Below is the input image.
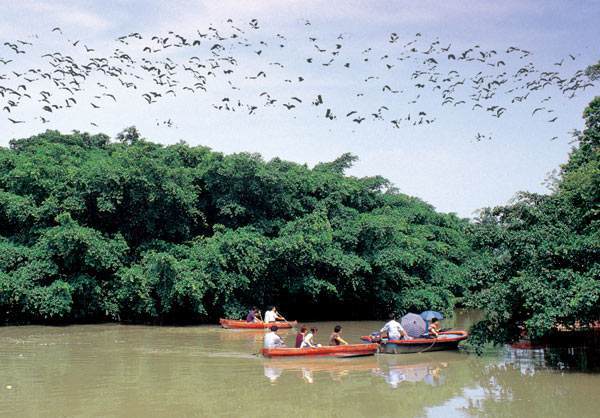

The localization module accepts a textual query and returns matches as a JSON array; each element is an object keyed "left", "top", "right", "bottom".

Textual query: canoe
[
  {"left": 261, "top": 343, "right": 379, "bottom": 358},
  {"left": 219, "top": 318, "right": 297, "bottom": 329},
  {"left": 360, "top": 330, "right": 468, "bottom": 354}
]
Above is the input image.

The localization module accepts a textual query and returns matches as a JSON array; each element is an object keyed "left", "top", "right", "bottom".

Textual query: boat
[
  {"left": 510, "top": 340, "right": 545, "bottom": 350},
  {"left": 360, "top": 330, "right": 468, "bottom": 354},
  {"left": 508, "top": 321, "right": 600, "bottom": 349},
  {"left": 219, "top": 318, "right": 297, "bottom": 329},
  {"left": 261, "top": 343, "right": 379, "bottom": 358}
]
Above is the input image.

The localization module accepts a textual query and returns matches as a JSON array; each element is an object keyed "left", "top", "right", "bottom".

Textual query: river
[{"left": 1, "top": 310, "right": 600, "bottom": 417}]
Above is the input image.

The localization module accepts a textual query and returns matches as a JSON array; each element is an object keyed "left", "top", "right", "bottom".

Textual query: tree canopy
[
  {"left": 466, "top": 96, "right": 600, "bottom": 346},
  {"left": 0, "top": 129, "right": 473, "bottom": 323},
  {"left": 2, "top": 98, "right": 598, "bottom": 344},
  {"left": 585, "top": 60, "right": 600, "bottom": 81}
]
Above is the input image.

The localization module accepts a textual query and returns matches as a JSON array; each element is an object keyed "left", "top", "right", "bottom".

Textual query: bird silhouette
[{"left": 0, "top": 22, "right": 590, "bottom": 139}]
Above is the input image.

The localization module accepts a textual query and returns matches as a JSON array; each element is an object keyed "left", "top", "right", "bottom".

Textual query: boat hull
[
  {"left": 361, "top": 331, "right": 468, "bottom": 354},
  {"left": 219, "top": 318, "right": 297, "bottom": 329},
  {"left": 379, "top": 340, "right": 461, "bottom": 354},
  {"left": 261, "top": 343, "right": 379, "bottom": 358}
]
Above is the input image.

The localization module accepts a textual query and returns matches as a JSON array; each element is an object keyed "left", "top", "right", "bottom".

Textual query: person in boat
[
  {"left": 301, "top": 327, "right": 321, "bottom": 348},
  {"left": 264, "top": 306, "right": 285, "bottom": 323},
  {"left": 428, "top": 317, "right": 440, "bottom": 338},
  {"left": 295, "top": 325, "right": 308, "bottom": 348},
  {"left": 329, "top": 325, "right": 349, "bottom": 346},
  {"left": 380, "top": 314, "right": 412, "bottom": 340},
  {"left": 264, "top": 325, "right": 285, "bottom": 348},
  {"left": 246, "top": 307, "right": 262, "bottom": 323}
]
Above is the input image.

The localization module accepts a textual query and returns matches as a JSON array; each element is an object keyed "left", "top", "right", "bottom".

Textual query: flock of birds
[{"left": 0, "top": 18, "right": 596, "bottom": 140}]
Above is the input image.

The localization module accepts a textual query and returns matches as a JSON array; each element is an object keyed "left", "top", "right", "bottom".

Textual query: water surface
[{"left": 1, "top": 311, "right": 599, "bottom": 417}]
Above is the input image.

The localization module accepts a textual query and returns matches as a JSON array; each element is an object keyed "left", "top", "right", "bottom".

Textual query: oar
[{"left": 277, "top": 312, "right": 296, "bottom": 329}]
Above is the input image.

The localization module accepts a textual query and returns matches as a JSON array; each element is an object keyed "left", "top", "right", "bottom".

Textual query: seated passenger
[
  {"left": 295, "top": 326, "right": 308, "bottom": 348},
  {"left": 380, "top": 314, "right": 411, "bottom": 340},
  {"left": 301, "top": 327, "right": 321, "bottom": 348},
  {"left": 264, "top": 325, "right": 285, "bottom": 349},
  {"left": 329, "top": 325, "right": 349, "bottom": 346},
  {"left": 428, "top": 318, "right": 440, "bottom": 338}
]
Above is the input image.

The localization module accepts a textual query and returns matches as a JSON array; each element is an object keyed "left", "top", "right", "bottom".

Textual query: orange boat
[
  {"left": 219, "top": 318, "right": 297, "bottom": 329},
  {"left": 261, "top": 343, "right": 379, "bottom": 358},
  {"left": 361, "top": 330, "right": 468, "bottom": 354}
]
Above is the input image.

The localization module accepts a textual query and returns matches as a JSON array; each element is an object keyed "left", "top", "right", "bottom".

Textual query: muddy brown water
[{"left": 1, "top": 310, "right": 600, "bottom": 417}]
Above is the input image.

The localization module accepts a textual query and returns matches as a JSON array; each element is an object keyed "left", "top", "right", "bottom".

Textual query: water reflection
[
  {"left": 263, "top": 365, "right": 283, "bottom": 383},
  {"left": 503, "top": 345, "right": 600, "bottom": 373},
  {"left": 261, "top": 354, "right": 462, "bottom": 388},
  {"left": 262, "top": 356, "right": 379, "bottom": 384},
  {"left": 377, "top": 363, "right": 447, "bottom": 388}
]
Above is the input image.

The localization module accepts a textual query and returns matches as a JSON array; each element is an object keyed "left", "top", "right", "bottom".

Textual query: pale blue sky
[{"left": 1, "top": 1, "right": 599, "bottom": 217}]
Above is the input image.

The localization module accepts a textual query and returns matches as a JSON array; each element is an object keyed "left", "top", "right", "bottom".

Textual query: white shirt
[
  {"left": 300, "top": 332, "right": 316, "bottom": 348},
  {"left": 264, "top": 310, "right": 277, "bottom": 323},
  {"left": 264, "top": 331, "right": 284, "bottom": 348},
  {"left": 381, "top": 320, "right": 405, "bottom": 340}
]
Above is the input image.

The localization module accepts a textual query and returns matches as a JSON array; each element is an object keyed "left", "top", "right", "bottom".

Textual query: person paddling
[
  {"left": 246, "top": 307, "right": 261, "bottom": 323},
  {"left": 264, "top": 325, "right": 285, "bottom": 348},
  {"left": 329, "top": 325, "right": 348, "bottom": 346},
  {"left": 380, "top": 313, "right": 411, "bottom": 340},
  {"left": 264, "top": 306, "right": 285, "bottom": 323}
]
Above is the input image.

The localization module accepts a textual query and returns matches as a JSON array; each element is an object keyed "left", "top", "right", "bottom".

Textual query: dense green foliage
[
  {"left": 4, "top": 100, "right": 597, "bottom": 339},
  {"left": 467, "top": 97, "right": 600, "bottom": 345},
  {"left": 585, "top": 60, "right": 600, "bottom": 81},
  {"left": 0, "top": 129, "right": 473, "bottom": 323}
]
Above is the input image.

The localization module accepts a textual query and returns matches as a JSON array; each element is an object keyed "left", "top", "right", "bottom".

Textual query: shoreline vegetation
[{"left": 0, "top": 97, "right": 598, "bottom": 349}]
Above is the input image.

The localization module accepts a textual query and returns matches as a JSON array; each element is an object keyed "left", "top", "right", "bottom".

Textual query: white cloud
[
  {"left": 13, "top": 0, "right": 112, "bottom": 32},
  {"left": 53, "top": 9, "right": 111, "bottom": 31}
]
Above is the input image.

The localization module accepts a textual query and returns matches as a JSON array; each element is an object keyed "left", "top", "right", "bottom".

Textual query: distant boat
[
  {"left": 261, "top": 343, "right": 379, "bottom": 358},
  {"left": 219, "top": 318, "right": 297, "bottom": 329},
  {"left": 510, "top": 321, "right": 600, "bottom": 349},
  {"left": 361, "top": 330, "right": 468, "bottom": 354}
]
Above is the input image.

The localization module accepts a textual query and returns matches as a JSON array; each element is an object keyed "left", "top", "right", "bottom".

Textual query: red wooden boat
[
  {"left": 361, "top": 330, "right": 468, "bottom": 354},
  {"left": 261, "top": 343, "right": 379, "bottom": 358},
  {"left": 510, "top": 340, "right": 546, "bottom": 350},
  {"left": 219, "top": 318, "right": 297, "bottom": 329}
]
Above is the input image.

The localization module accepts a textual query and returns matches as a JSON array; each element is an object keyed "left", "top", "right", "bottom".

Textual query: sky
[{"left": 1, "top": 0, "right": 599, "bottom": 217}]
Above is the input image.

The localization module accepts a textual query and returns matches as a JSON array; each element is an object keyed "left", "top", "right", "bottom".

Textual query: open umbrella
[
  {"left": 401, "top": 313, "right": 426, "bottom": 337},
  {"left": 420, "top": 311, "right": 444, "bottom": 322}
]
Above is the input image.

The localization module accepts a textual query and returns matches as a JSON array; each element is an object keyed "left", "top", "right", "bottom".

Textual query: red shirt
[{"left": 295, "top": 333, "right": 304, "bottom": 348}]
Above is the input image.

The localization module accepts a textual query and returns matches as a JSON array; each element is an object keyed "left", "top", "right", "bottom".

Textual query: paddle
[{"left": 277, "top": 312, "right": 295, "bottom": 329}]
